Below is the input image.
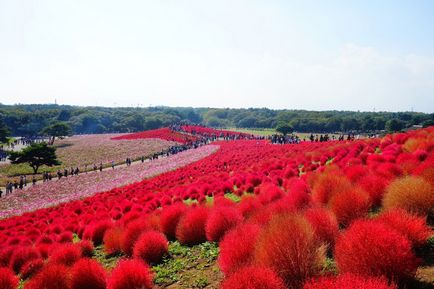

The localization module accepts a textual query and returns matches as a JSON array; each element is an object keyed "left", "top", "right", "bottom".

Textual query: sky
[{"left": 0, "top": 0, "right": 433, "bottom": 112}]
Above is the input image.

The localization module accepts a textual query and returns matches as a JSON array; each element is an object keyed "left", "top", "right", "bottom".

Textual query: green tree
[
  {"left": 0, "top": 117, "right": 10, "bottom": 143},
  {"left": 42, "top": 122, "right": 72, "bottom": 144},
  {"left": 276, "top": 123, "right": 294, "bottom": 136},
  {"left": 9, "top": 142, "right": 61, "bottom": 174},
  {"left": 385, "top": 119, "right": 405, "bottom": 132}
]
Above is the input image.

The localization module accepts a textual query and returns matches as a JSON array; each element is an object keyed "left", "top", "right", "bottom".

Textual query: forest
[{"left": 0, "top": 104, "right": 433, "bottom": 137}]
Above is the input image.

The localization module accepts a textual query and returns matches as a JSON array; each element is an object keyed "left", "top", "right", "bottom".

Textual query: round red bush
[
  {"left": 21, "top": 258, "right": 44, "bottom": 279},
  {"left": 206, "top": 206, "right": 243, "bottom": 242},
  {"left": 304, "top": 207, "right": 339, "bottom": 249},
  {"left": 133, "top": 231, "right": 168, "bottom": 264},
  {"left": 78, "top": 240, "right": 94, "bottom": 257},
  {"left": 71, "top": 258, "right": 107, "bottom": 289},
  {"left": 120, "top": 219, "right": 152, "bottom": 256},
  {"left": 303, "top": 273, "right": 397, "bottom": 289},
  {"left": 107, "top": 259, "right": 153, "bottom": 289},
  {"left": 24, "top": 264, "right": 71, "bottom": 289},
  {"left": 176, "top": 207, "right": 209, "bottom": 245},
  {"left": 218, "top": 223, "right": 261, "bottom": 275},
  {"left": 335, "top": 220, "right": 419, "bottom": 282},
  {"left": 220, "top": 266, "right": 286, "bottom": 289},
  {"left": 103, "top": 226, "right": 123, "bottom": 255},
  {"left": 254, "top": 213, "right": 325, "bottom": 289},
  {"left": 329, "top": 188, "right": 371, "bottom": 226},
  {"left": 160, "top": 204, "right": 188, "bottom": 240},
  {"left": 9, "top": 246, "right": 40, "bottom": 274},
  {"left": 49, "top": 243, "right": 82, "bottom": 266},
  {"left": 0, "top": 267, "right": 19, "bottom": 289}
]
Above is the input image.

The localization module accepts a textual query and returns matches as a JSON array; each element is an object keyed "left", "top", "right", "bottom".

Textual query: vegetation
[
  {"left": 1, "top": 104, "right": 433, "bottom": 137},
  {"left": 8, "top": 142, "right": 60, "bottom": 174},
  {"left": 41, "top": 122, "right": 72, "bottom": 144}
]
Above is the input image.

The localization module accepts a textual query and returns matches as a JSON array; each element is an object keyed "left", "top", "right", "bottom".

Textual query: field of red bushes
[{"left": 0, "top": 126, "right": 433, "bottom": 289}]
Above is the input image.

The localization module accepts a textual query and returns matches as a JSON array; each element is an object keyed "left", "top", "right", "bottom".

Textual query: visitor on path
[
  {"left": 23, "top": 175, "right": 27, "bottom": 187},
  {"left": 141, "top": 156, "right": 145, "bottom": 163},
  {"left": 74, "top": 167, "right": 79, "bottom": 175},
  {"left": 57, "top": 170, "right": 63, "bottom": 180},
  {"left": 48, "top": 173, "right": 52, "bottom": 181},
  {"left": 0, "top": 188, "right": 3, "bottom": 198},
  {"left": 19, "top": 176, "right": 24, "bottom": 189},
  {"left": 32, "top": 176, "right": 36, "bottom": 186},
  {"left": 99, "top": 163, "right": 103, "bottom": 172},
  {"left": 111, "top": 161, "right": 115, "bottom": 170},
  {"left": 64, "top": 168, "right": 68, "bottom": 178},
  {"left": 93, "top": 164, "right": 97, "bottom": 171},
  {"left": 13, "top": 180, "right": 18, "bottom": 190}
]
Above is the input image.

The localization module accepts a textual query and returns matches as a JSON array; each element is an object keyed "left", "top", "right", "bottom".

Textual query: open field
[
  {"left": 0, "top": 126, "right": 432, "bottom": 289},
  {"left": 0, "top": 134, "right": 177, "bottom": 186}
]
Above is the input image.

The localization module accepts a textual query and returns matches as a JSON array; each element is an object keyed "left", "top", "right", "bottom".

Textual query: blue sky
[{"left": 0, "top": 0, "right": 433, "bottom": 112}]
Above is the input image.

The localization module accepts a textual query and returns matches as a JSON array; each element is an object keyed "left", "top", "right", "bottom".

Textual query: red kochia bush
[
  {"left": 312, "top": 172, "right": 352, "bottom": 205},
  {"left": 329, "top": 188, "right": 371, "bottom": 226},
  {"left": 377, "top": 209, "right": 432, "bottom": 247},
  {"left": 21, "top": 258, "right": 44, "bottom": 279},
  {"left": 49, "top": 243, "right": 82, "bottom": 266},
  {"left": 78, "top": 240, "right": 94, "bottom": 257},
  {"left": 71, "top": 258, "right": 107, "bottom": 289},
  {"left": 89, "top": 220, "right": 113, "bottom": 245},
  {"left": 218, "top": 223, "right": 261, "bottom": 275},
  {"left": 358, "top": 174, "right": 389, "bottom": 207},
  {"left": 160, "top": 204, "right": 188, "bottom": 240},
  {"left": 383, "top": 176, "right": 434, "bottom": 216},
  {"left": 220, "top": 266, "right": 286, "bottom": 289},
  {"left": 24, "top": 264, "right": 71, "bottom": 289},
  {"left": 107, "top": 259, "right": 153, "bottom": 289},
  {"left": 9, "top": 246, "right": 40, "bottom": 273},
  {"left": 205, "top": 206, "right": 243, "bottom": 242},
  {"left": 176, "top": 207, "right": 209, "bottom": 245},
  {"left": 254, "top": 213, "right": 325, "bottom": 289},
  {"left": 133, "top": 231, "right": 168, "bottom": 264},
  {"left": 103, "top": 226, "right": 123, "bottom": 255},
  {"left": 303, "top": 273, "right": 397, "bottom": 289},
  {"left": 304, "top": 207, "right": 339, "bottom": 249},
  {"left": 335, "top": 220, "right": 419, "bottom": 282},
  {"left": 0, "top": 267, "right": 19, "bottom": 289},
  {"left": 120, "top": 219, "right": 152, "bottom": 256}
]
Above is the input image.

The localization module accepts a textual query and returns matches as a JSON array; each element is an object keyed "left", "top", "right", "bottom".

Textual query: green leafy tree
[
  {"left": 42, "top": 122, "right": 72, "bottom": 145},
  {"left": 276, "top": 123, "right": 294, "bottom": 136},
  {"left": 0, "top": 118, "right": 10, "bottom": 143},
  {"left": 385, "top": 119, "right": 405, "bottom": 132},
  {"left": 9, "top": 142, "right": 61, "bottom": 174}
]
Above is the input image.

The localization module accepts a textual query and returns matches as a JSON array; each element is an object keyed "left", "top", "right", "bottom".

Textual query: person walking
[
  {"left": 99, "top": 163, "right": 103, "bottom": 172},
  {"left": 111, "top": 161, "right": 115, "bottom": 170},
  {"left": 32, "top": 176, "right": 37, "bottom": 186}
]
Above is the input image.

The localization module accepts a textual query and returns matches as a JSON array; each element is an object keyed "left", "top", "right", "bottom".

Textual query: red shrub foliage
[
  {"left": 103, "top": 226, "right": 123, "bottom": 255},
  {"left": 205, "top": 206, "right": 243, "bottom": 242},
  {"left": 335, "top": 220, "right": 419, "bottom": 282},
  {"left": 24, "top": 264, "right": 71, "bottom": 289},
  {"left": 89, "top": 220, "right": 113, "bottom": 245},
  {"left": 357, "top": 174, "right": 389, "bottom": 207},
  {"left": 107, "top": 259, "right": 153, "bottom": 289},
  {"left": 71, "top": 258, "right": 107, "bottom": 289},
  {"left": 377, "top": 209, "right": 432, "bottom": 248},
  {"left": 160, "top": 204, "right": 188, "bottom": 240},
  {"left": 49, "top": 243, "right": 82, "bottom": 266},
  {"left": 254, "top": 213, "right": 325, "bottom": 289},
  {"left": 176, "top": 207, "right": 209, "bottom": 245},
  {"left": 220, "top": 266, "right": 286, "bottom": 289},
  {"left": 120, "top": 219, "right": 152, "bottom": 256},
  {"left": 218, "top": 223, "right": 261, "bottom": 275},
  {"left": 21, "top": 258, "right": 44, "bottom": 279},
  {"left": 133, "top": 231, "right": 168, "bottom": 264},
  {"left": 78, "top": 240, "right": 94, "bottom": 257},
  {"left": 0, "top": 267, "right": 19, "bottom": 289},
  {"left": 383, "top": 176, "right": 434, "bottom": 216},
  {"left": 9, "top": 246, "right": 40, "bottom": 274},
  {"left": 304, "top": 207, "right": 339, "bottom": 249},
  {"left": 312, "top": 172, "right": 352, "bottom": 205},
  {"left": 303, "top": 273, "right": 397, "bottom": 289},
  {"left": 329, "top": 188, "right": 371, "bottom": 226}
]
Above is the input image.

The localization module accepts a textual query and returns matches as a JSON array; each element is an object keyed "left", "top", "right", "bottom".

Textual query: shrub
[
  {"left": 160, "top": 204, "right": 187, "bottom": 240},
  {"left": 329, "top": 188, "right": 371, "bottom": 226},
  {"left": 377, "top": 209, "right": 432, "bottom": 248},
  {"left": 133, "top": 231, "right": 168, "bottom": 264},
  {"left": 218, "top": 223, "right": 261, "bottom": 275},
  {"left": 303, "top": 273, "right": 397, "bottom": 289},
  {"left": 335, "top": 220, "right": 419, "bottom": 282},
  {"left": 205, "top": 206, "right": 243, "bottom": 242},
  {"left": 21, "top": 258, "right": 44, "bottom": 279},
  {"left": 254, "top": 213, "right": 325, "bottom": 288},
  {"left": 78, "top": 240, "right": 94, "bottom": 257},
  {"left": 107, "top": 259, "right": 153, "bottom": 289},
  {"left": 9, "top": 246, "right": 40, "bottom": 274},
  {"left": 0, "top": 267, "right": 19, "bottom": 289},
  {"left": 103, "top": 226, "right": 123, "bottom": 255},
  {"left": 304, "top": 207, "right": 339, "bottom": 249},
  {"left": 49, "top": 243, "right": 82, "bottom": 266},
  {"left": 120, "top": 219, "right": 152, "bottom": 256},
  {"left": 220, "top": 266, "right": 286, "bottom": 289},
  {"left": 358, "top": 174, "right": 389, "bottom": 207},
  {"left": 24, "top": 264, "right": 71, "bottom": 289},
  {"left": 71, "top": 258, "right": 107, "bottom": 289},
  {"left": 176, "top": 207, "right": 209, "bottom": 245},
  {"left": 383, "top": 176, "right": 434, "bottom": 216},
  {"left": 312, "top": 172, "right": 352, "bottom": 205},
  {"left": 90, "top": 220, "right": 113, "bottom": 246}
]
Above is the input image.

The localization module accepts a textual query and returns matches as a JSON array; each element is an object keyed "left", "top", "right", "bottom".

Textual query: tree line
[{"left": 0, "top": 104, "right": 433, "bottom": 139}]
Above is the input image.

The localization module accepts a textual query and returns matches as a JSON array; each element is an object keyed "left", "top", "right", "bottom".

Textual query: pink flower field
[{"left": 0, "top": 145, "right": 219, "bottom": 219}]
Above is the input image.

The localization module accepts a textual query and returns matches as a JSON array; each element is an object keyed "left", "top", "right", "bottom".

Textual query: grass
[{"left": 224, "top": 127, "right": 276, "bottom": 136}]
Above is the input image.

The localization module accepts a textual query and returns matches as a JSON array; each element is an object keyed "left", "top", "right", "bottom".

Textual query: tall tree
[
  {"left": 276, "top": 123, "right": 294, "bottom": 136},
  {"left": 9, "top": 142, "right": 60, "bottom": 174},
  {"left": 0, "top": 117, "right": 10, "bottom": 143},
  {"left": 41, "top": 122, "right": 72, "bottom": 145}
]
